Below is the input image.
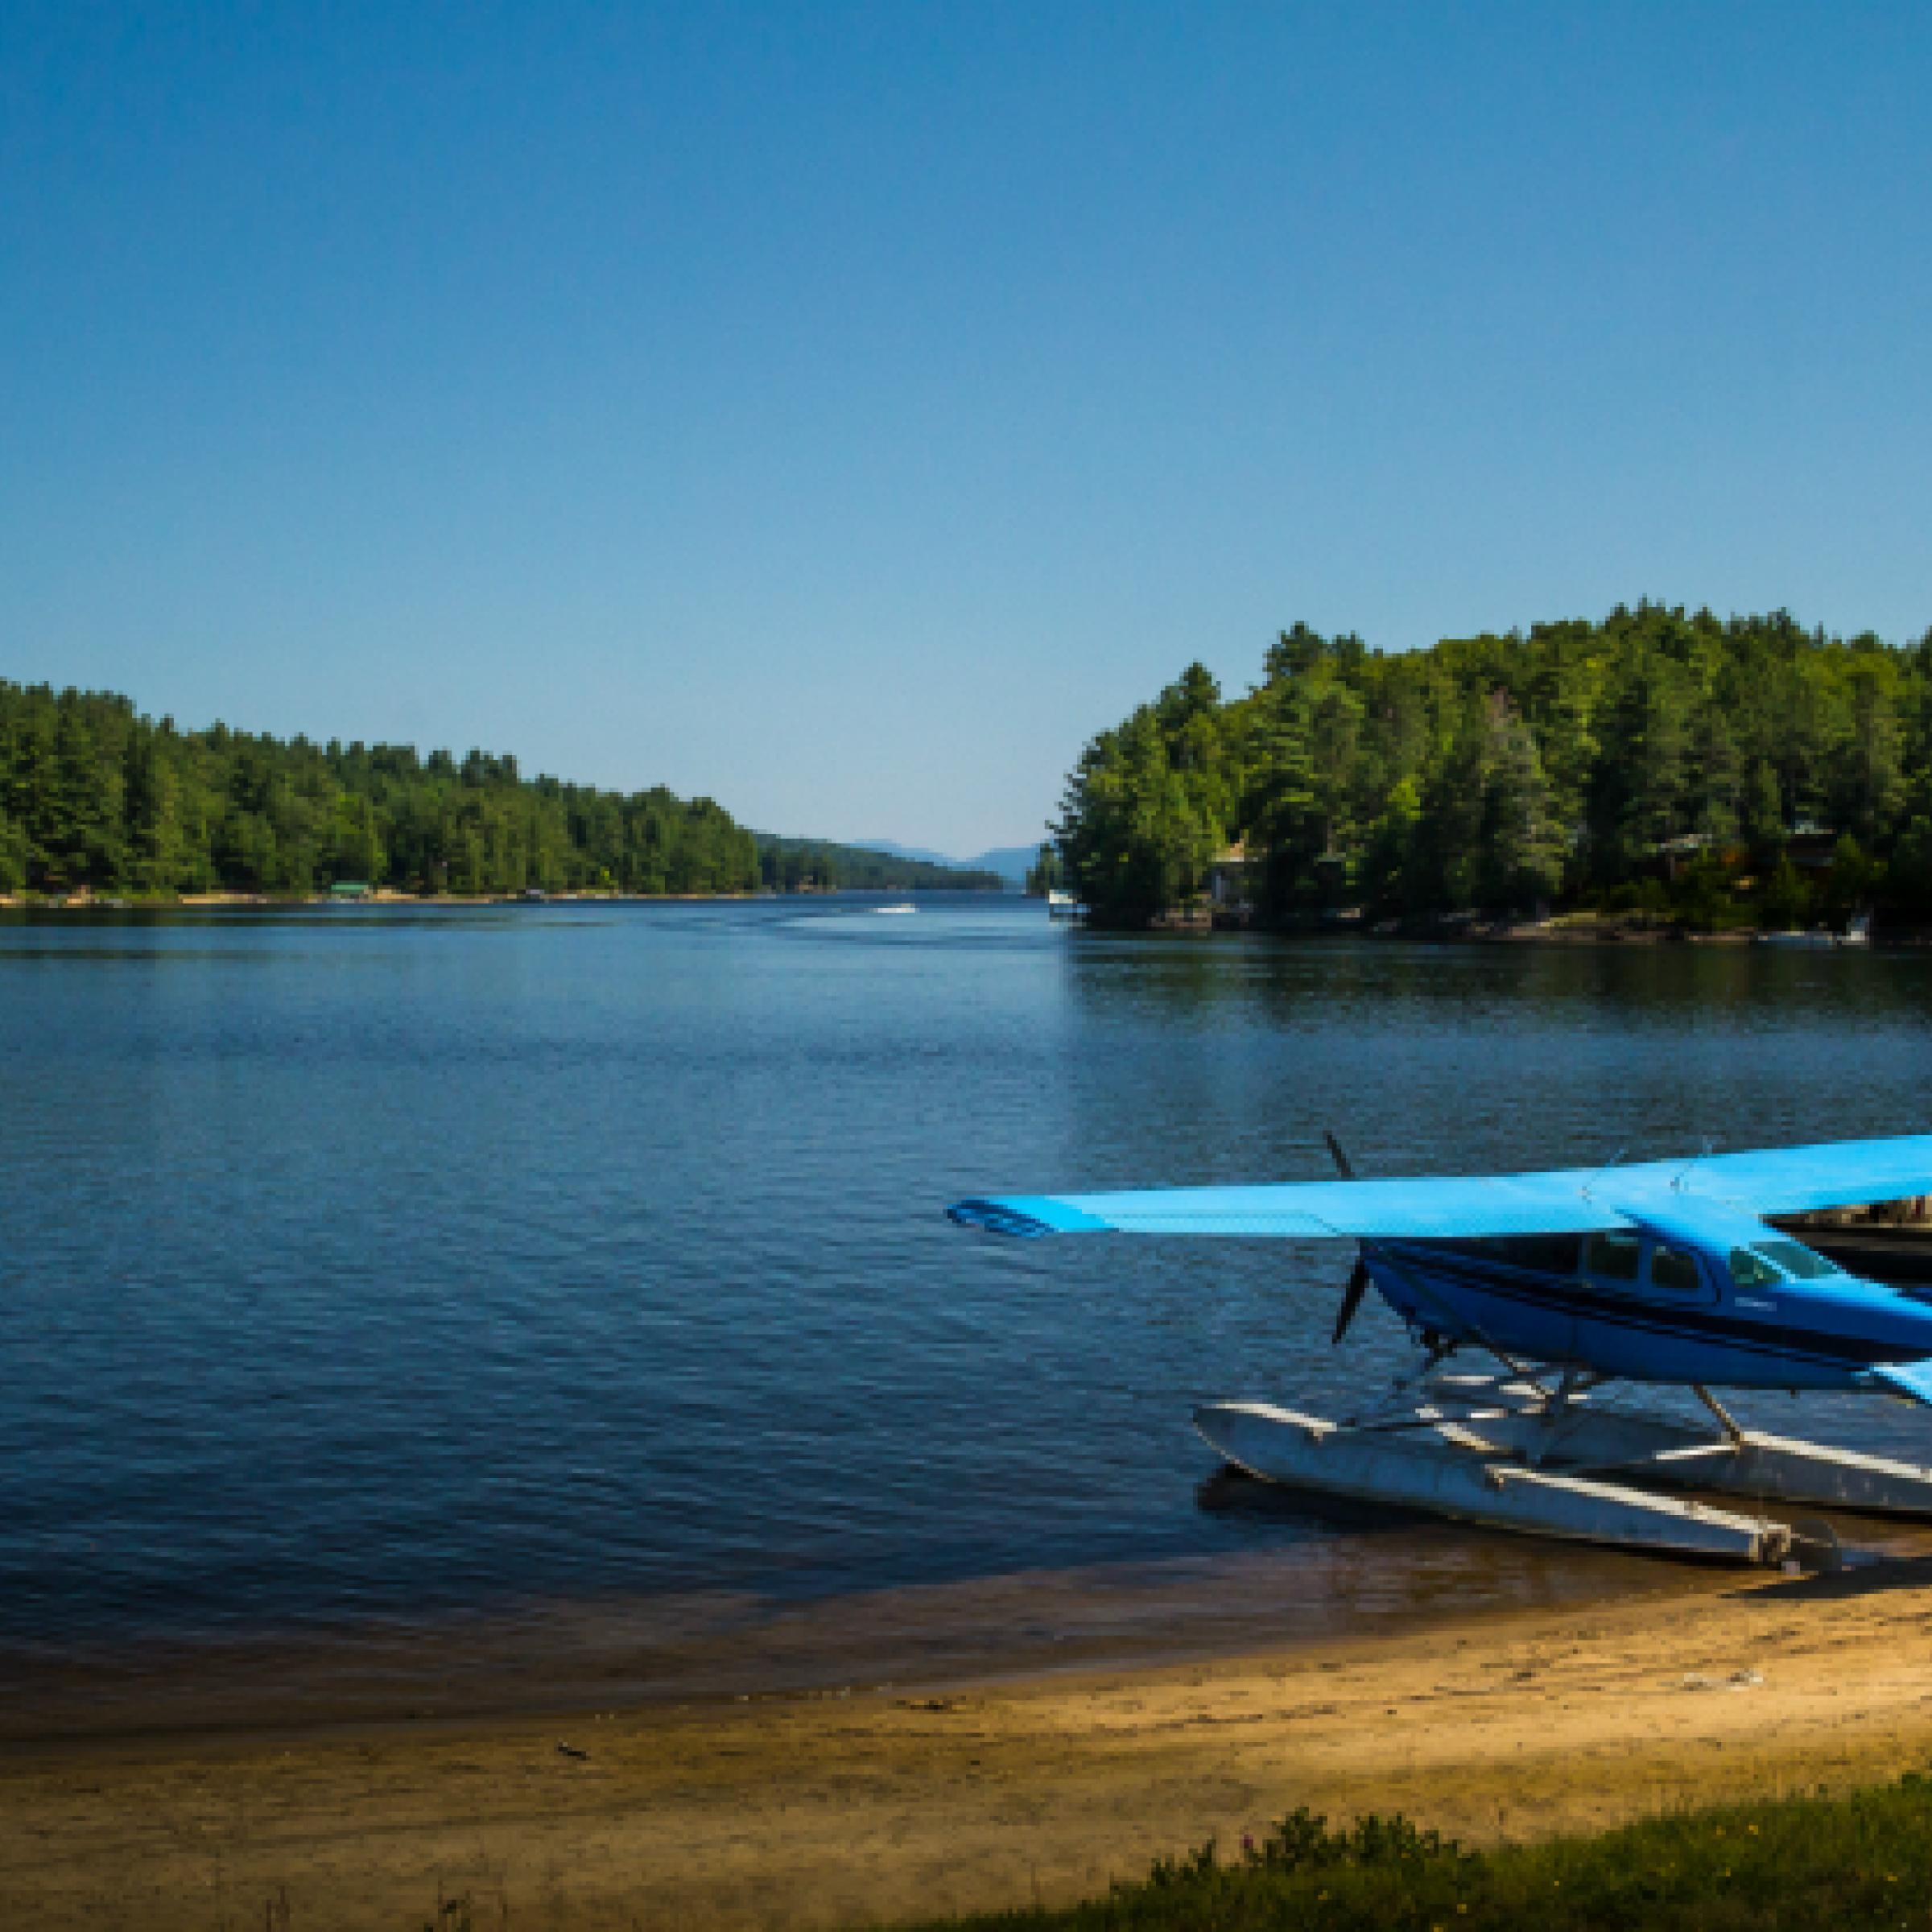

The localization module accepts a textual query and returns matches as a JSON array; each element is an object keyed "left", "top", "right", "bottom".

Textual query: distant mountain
[
  {"left": 855, "top": 840, "right": 1039, "bottom": 888},
  {"left": 966, "top": 844, "right": 1041, "bottom": 887},
  {"left": 753, "top": 834, "right": 1005, "bottom": 893}
]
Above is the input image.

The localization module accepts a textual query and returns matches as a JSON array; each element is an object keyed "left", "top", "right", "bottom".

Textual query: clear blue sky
[{"left": 4, "top": 4, "right": 1929, "bottom": 855}]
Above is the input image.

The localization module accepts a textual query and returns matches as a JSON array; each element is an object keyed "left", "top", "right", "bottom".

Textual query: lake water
[{"left": 5, "top": 896, "right": 1932, "bottom": 1724}]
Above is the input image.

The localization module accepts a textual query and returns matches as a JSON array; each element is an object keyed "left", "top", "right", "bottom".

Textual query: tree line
[
  {"left": 0, "top": 679, "right": 765, "bottom": 895},
  {"left": 0, "top": 679, "right": 986, "bottom": 899},
  {"left": 1051, "top": 605, "right": 1932, "bottom": 931}
]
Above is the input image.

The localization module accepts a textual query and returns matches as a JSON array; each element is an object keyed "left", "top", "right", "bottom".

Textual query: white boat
[
  {"left": 1757, "top": 916, "right": 1871, "bottom": 948},
  {"left": 1046, "top": 889, "right": 1083, "bottom": 920},
  {"left": 873, "top": 902, "right": 916, "bottom": 914}
]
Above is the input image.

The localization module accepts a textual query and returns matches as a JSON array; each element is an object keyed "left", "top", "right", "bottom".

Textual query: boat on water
[
  {"left": 1757, "top": 914, "right": 1871, "bottom": 948},
  {"left": 873, "top": 902, "right": 917, "bottom": 914},
  {"left": 1046, "top": 889, "right": 1084, "bottom": 920}
]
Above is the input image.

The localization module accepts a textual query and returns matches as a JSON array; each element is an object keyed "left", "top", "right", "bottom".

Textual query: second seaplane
[{"left": 948, "top": 1133, "right": 1932, "bottom": 1566}]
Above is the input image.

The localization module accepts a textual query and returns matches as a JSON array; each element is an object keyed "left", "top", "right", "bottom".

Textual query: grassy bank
[{"left": 902, "top": 1775, "right": 1932, "bottom": 1930}]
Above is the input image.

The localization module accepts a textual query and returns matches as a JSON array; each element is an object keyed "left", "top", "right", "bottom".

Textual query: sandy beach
[{"left": 7, "top": 1554, "right": 1932, "bottom": 1931}]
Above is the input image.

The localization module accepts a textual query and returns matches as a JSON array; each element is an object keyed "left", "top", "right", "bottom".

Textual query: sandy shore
[{"left": 8, "top": 1558, "right": 1932, "bottom": 1931}]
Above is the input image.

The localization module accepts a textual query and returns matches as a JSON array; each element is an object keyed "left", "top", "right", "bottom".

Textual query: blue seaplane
[{"left": 949, "top": 1133, "right": 1932, "bottom": 1565}]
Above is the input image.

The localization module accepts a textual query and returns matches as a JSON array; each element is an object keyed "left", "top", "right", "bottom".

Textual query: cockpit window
[
  {"left": 1752, "top": 1239, "right": 1840, "bottom": 1281},
  {"left": 1729, "top": 1247, "right": 1781, "bottom": 1288},
  {"left": 1584, "top": 1232, "right": 1642, "bottom": 1282},
  {"left": 1649, "top": 1245, "right": 1703, "bottom": 1294}
]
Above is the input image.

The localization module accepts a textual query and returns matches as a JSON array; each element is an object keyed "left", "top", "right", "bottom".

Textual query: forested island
[
  {"left": 1049, "top": 604, "right": 1932, "bottom": 933},
  {"left": 0, "top": 679, "right": 1000, "bottom": 899}
]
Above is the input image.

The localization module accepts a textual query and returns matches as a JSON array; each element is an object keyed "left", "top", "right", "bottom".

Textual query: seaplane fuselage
[
  {"left": 1365, "top": 1205, "right": 1932, "bottom": 1394},
  {"left": 949, "top": 1134, "right": 1932, "bottom": 1407}
]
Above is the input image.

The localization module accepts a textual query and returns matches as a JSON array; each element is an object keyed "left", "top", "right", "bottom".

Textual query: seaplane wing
[
  {"left": 1629, "top": 1133, "right": 1932, "bottom": 1218},
  {"left": 947, "top": 1133, "right": 1932, "bottom": 1241},
  {"left": 947, "top": 1174, "right": 1637, "bottom": 1241}
]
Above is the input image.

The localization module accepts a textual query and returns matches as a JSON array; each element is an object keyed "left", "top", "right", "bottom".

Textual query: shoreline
[
  {"left": 1092, "top": 912, "right": 1904, "bottom": 947},
  {"left": 0, "top": 886, "right": 1008, "bottom": 910},
  {"left": 0, "top": 1517, "right": 1720, "bottom": 1748},
  {"left": 9, "top": 1543, "right": 1932, "bottom": 1930},
  {"left": 0, "top": 894, "right": 1918, "bottom": 947}
]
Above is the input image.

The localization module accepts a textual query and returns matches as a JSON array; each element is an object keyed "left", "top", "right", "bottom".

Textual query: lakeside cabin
[
  {"left": 328, "top": 881, "right": 371, "bottom": 902},
  {"left": 1207, "top": 843, "right": 1256, "bottom": 927}
]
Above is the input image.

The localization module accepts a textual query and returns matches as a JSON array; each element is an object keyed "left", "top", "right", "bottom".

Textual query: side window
[
  {"left": 1649, "top": 1245, "right": 1703, "bottom": 1294},
  {"left": 1730, "top": 1247, "right": 1781, "bottom": 1289},
  {"left": 1515, "top": 1234, "right": 1583, "bottom": 1276},
  {"left": 1584, "top": 1232, "right": 1641, "bottom": 1282}
]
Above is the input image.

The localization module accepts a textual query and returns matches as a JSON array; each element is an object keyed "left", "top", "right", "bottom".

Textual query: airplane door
[
  {"left": 1573, "top": 1232, "right": 1646, "bottom": 1376},
  {"left": 1643, "top": 1240, "right": 1723, "bottom": 1307}
]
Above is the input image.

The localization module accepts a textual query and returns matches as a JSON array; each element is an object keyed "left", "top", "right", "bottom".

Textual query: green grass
[{"left": 898, "top": 1773, "right": 1932, "bottom": 1930}]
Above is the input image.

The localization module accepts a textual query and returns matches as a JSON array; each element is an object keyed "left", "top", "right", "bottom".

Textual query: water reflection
[{"left": 0, "top": 898, "right": 1929, "bottom": 1690}]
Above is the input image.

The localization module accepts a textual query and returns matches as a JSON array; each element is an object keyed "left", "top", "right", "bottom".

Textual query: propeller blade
[
  {"left": 1333, "top": 1257, "right": 1370, "bottom": 1346},
  {"left": 1323, "top": 1131, "right": 1355, "bottom": 1180}
]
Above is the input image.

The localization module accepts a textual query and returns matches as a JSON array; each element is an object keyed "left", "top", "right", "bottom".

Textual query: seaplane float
[{"left": 948, "top": 1134, "right": 1932, "bottom": 1567}]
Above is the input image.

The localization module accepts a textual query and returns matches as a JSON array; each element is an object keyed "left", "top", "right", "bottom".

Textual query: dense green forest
[
  {"left": 1051, "top": 605, "right": 1932, "bottom": 931},
  {"left": 0, "top": 679, "right": 991, "bottom": 898}
]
